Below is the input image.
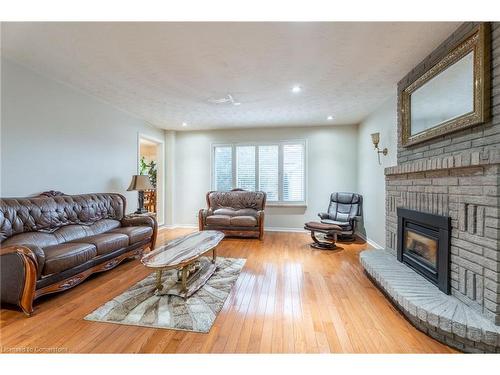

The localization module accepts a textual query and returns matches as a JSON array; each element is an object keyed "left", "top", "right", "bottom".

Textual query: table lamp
[{"left": 127, "top": 174, "right": 154, "bottom": 214}]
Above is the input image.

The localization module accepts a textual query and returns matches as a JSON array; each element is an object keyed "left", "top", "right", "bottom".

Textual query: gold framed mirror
[{"left": 400, "top": 23, "right": 490, "bottom": 147}]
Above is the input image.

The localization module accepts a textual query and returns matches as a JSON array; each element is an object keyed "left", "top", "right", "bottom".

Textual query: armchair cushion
[
  {"left": 230, "top": 216, "right": 257, "bottom": 227},
  {"left": 213, "top": 208, "right": 258, "bottom": 217},
  {"left": 206, "top": 215, "right": 231, "bottom": 226}
]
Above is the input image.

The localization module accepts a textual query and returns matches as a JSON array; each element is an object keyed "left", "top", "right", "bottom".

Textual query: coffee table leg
[
  {"left": 155, "top": 270, "right": 163, "bottom": 291},
  {"left": 212, "top": 247, "right": 217, "bottom": 264}
]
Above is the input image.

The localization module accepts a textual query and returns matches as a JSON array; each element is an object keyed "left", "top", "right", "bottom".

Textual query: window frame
[{"left": 210, "top": 139, "right": 307, "bottom": 207}]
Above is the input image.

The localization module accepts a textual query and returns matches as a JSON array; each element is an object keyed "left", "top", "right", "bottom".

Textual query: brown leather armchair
[
  {"left": 0, "top": 192, "right": 157, "bottom": 315},
  {"left": 199, "top": 189, "right": 266, "bottom": 239}
]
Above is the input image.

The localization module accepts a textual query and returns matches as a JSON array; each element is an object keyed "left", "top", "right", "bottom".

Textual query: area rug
[{"left": 84, "top": 257, "right": 245, "bottom": 333}]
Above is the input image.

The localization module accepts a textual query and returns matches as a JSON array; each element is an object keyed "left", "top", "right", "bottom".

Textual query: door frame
[{"left": 137, "top": 133, "right": 165, "bottom": 226}]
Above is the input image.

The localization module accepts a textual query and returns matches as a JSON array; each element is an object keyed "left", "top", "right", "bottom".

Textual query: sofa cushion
[
  {"left": 109, "top": 226, "right": 152, "bottom": 244},
  {"left": 213, "top": 208, "right": 258, "bottom": 217},
  {"left": 230, "top": 216, "right": 257, "bottom": 227},
  {"left": 71, "top": 233, "right": 129, "bottom": 255},
  {"left": 53, "top": 219, "right": 123, "bottom": 243},
  {"left": 87, "top": 219, "right": 122, "bottom": 235},
  {"left": 42, "top": 243, "right": 97, "bottom": 276},
  {"left": 2, "top": 232, "right": 58, "bottom": 248},
  {"left": 206, "top": 215, "right": 231, "bottom": 226},
  {"left": 54, "top": 225, "right": 90, "bottom": 243}
]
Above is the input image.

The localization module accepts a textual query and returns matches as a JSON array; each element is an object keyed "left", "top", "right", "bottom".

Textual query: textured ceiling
[{"left": 2, "top": 22, "right": 461, "bottom": 130}]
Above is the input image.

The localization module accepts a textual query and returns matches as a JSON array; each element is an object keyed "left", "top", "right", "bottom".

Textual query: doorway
[{"left": 138, "top": 134, "right": 165, "bottom": 226}]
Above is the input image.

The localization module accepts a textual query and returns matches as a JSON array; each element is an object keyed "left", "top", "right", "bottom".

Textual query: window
[
  {"left": 236, "top": 146, "right": 256, "bottom": 191},
  {"left": 283, "top": 144, "right": 305, "bottom": 202},
  {"left": 212, "top": 141, "right": 306, "bottom": 204},
  {"left": 213, "top": 146, "right": 232, "bottom": 191},
  {"left": 258, "top": 145, "right": 279, "bottom": 201}
]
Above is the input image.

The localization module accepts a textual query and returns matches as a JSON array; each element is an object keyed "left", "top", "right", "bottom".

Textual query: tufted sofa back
[
  {"left": 206, "top": 189, "right": 266, "bottom": 211},
  {"left": 0, "top": 193, "right": 126, "bottom": 243}
]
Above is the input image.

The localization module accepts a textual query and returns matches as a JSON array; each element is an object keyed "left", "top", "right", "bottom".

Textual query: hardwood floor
[{"left": 0, "top": 228, "right": 457, "bottom": 353}]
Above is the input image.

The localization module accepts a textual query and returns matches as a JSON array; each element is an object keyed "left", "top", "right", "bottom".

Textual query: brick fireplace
[{"left": 361, "top": 22, "right": 500, "bottom": 352}]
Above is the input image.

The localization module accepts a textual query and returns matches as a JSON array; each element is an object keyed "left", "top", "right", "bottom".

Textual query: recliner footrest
[{"left": 304, "top": 222, "right": 342, "bottom": 250}]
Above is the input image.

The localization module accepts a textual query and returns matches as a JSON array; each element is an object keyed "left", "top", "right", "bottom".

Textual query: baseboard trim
[
  {"left": 264, "top": 227, "right": 307, "bottom": 233},
  {"left": 169, "top": 224, "right": 198, "bottom": 229},
  {"left": 356, "top": 233, "right": 384, "bottom": 249},
  {"left": 164, "top": 224, "right": 307, "bottom": 233},
  {"left": 162, "top": 225, "right": 383, "bottom": 246}
]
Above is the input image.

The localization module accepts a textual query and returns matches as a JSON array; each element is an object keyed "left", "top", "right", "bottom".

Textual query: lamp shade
[
  {"left": 127, "top": 175, "right": 154, "bottom": 191},
  {"left": 370, "top": 132, "right": 380, "bottom": 147}
]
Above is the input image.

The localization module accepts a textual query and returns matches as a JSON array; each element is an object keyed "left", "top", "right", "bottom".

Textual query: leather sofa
[
  {"left": 318, "top": 192, "right": 362, "bottom": 239},
  {"left": 198, "top": 189, "right": 266, "bottom": 239},
  {"left": 0, "top": 192, "right": 157, "bottom": 315}
]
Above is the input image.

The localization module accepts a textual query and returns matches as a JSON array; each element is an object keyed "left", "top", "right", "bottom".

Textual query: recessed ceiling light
[
  {"left": 291, "top": 85, "right": 302, "bottom": 93},
  {"left": 327, "top": 115, "right": 333, "bottom": 120},
  {"left": 182, "top": 122, "right": 187, "bottom": 127},
  {"left": 233, "top": 102, "right": 241, "bottom": 106}
]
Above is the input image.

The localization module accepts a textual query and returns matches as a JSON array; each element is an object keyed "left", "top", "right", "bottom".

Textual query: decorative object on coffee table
[
  {"left": 141, "top": 230, "right": 224, "bottom": 298},
  {"left": 127, "top": 174, "right": 155, "bottom": 214},
  {"left": 304, "top": 221, "right": 342, "bottom": 249},
  {"left": 85, "top": 256, "right": 245, "bottom": 333}
]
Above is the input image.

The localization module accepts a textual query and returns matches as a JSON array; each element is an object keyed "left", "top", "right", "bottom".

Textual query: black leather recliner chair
[{"left": 318, "top": 192, "right": 362, "bottom": 239}]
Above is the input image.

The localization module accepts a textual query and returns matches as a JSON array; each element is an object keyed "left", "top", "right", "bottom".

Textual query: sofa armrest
[
  {"left": 0, "top": 245, "right": 38, "bottom": 316},
  {"left": 121, "top": 215, "right": 158, "bottom": 249},
  {"left": 198, "top": 209, "right": 210, "bottom": 230},
  {"left": 121, "top": 215, "right": 156, "bottom": 229},
  {"left": 257, "top": 210, "right": 265, "bottom": 240}
]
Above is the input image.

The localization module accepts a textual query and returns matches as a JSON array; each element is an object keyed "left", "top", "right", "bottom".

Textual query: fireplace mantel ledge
[
  {"left": 360, "top": 249, "right": 500, "bottom": 353},
  {"left": 385, "top": 148, "right": 500, "bottom": 176}
]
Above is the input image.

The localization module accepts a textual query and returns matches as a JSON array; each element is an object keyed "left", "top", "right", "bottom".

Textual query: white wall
[
  {"left": 356, "top": 95, "right": 398, "bottom": 247},
  {"left": 173, "top": 126, "right": 359, "bottom": 229},
  {"left": 1, "top": 59, "right": 165, "bottom": 214},
  {"left": 2, "top": 57, "right": 398, "bottom": 236}
]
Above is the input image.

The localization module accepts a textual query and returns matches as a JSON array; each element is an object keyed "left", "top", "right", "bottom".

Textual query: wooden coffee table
[{"left": 141, "top": 230, "right": 224, "bottom": 298}]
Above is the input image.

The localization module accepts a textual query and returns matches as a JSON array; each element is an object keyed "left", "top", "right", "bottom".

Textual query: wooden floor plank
[{"left": 0, "top": 228, "right": 457, "bottom": 353}]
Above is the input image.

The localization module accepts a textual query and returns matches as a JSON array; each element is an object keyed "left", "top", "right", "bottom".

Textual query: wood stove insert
[{"left": 397, "top": 208, "right": 451, "bottom": 294}]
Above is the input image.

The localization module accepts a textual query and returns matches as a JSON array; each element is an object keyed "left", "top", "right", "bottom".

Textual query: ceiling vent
[{"left": 207, "top": 94, "right": 241, "bottom": 106}]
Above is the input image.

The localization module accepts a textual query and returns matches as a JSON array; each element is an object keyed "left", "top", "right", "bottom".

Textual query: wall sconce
[{"left": 370, "top": 132, "right": 388, "bottom": 165}]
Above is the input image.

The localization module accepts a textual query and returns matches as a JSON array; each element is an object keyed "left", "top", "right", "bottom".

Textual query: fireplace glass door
[{"left": 404, "top": 228, "right": 438, "bottom": 270}]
